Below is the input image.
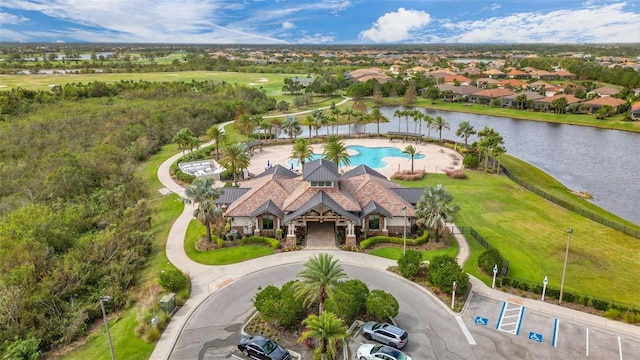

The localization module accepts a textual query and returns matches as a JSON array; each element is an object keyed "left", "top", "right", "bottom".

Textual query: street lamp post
[
  {"left": 402, "top": 206, "right": 407, "bottom": 256},
  {"left": 542, "top": 276, "right": 548, "bottom": 302},
  {"left": 492, "top": 264, "right": 498, "bottom": 289},
  {"left": 559, "top": 228, "right": 573, "bottom": 304},
  {"left": 100, "top": 296, "right": 116, "bottom": 360}
]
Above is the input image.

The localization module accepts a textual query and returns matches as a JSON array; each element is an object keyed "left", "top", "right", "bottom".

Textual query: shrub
[
  {"left": 360, "top": 230, "right": 428, "bottom": 249},
  {"left": 240, "top": 236, "right": 281, "bottom": 249},
  {"left": 398, "top": 250, "right": 423, "bottom": 278},
  {"left": 428, "top": 255, "right": 470, "bottom": 294},
  {"left": 463, "top": 152, "right": 479, "bottom": 168},
  {"left": 477, "top": 248, "right": 504, "bottom": 275},
  {"left": 325, "top": 279, "right": 369, "bottom": 323},
  {"left": 592, "top": 299, "right": 610, "bottom": 311},
  {"left": 253, "top": 285, "right": 280, "bottom": 313},
  {"left": 366, "top": 289, "right": 399, "bottom": 320},
  {"left": 158, "top": 269, "right": 189, "bottom": 292},
  {"left": 444, "top": 169, "right": 466, "bottom": 179}
]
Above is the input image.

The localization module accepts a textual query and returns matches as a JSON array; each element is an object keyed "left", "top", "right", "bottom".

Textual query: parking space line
[
  {"left": 552, "top": 318, "right": 559, "bottom": 348},
  {"left": 497, "top": 301, "right": 525, "bottom": 335},
  {"left": 618, "top": 336, "right": 623, "bottom": 360},
  {"left": 455, "top": 316, "right": 477, "bottom": 345},
  {"left": 585, "top": 326, "right": 588, "bottom": 355}
]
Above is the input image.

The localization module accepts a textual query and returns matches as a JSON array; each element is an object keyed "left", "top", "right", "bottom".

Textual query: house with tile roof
[
  {"left": 216, "top": 159, "right": 424, "bottom": 248},
  {"left": 631, "top": 102, "right": 640, "bottom": 120},
  {"left": 444, "top": 74, "right": 472, "bottom": 85},
  {"left": 533, "top": 94, "right": 582, "bottom": 112},
  {"left": 435, "top": 84, "right": 482, "bottom": 101},
  {"left": 590, "top": 86, "right": 620, "bottom": 97},
  {"left": 467, "top": 88, "right": 515, "bottom": 105},
  {"left": 581, "top": 97, "right": 627, "bottom": 114},
  {"left": 501, "top": 91, "right": 546, "bottom": 108},
  {"left": 482, "top": 69, "right": 507, "bottom": 79}
]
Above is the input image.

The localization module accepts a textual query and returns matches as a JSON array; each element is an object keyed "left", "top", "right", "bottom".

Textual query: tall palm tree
[
  {"left": 206, "top": 126, "right": 228, "bottom": 159},
  {"left": 298, "top": 312, "right": 348, "bottom": 360},
  {"left": 302, "top": 114, "right": 315, "bottom": 140},
  {"left": 323, "top": 135, "right": 351, "bottom": 171},
  {"left": 424, "top": 115, "right": 434, "bottom": 139},
  {"left": 294, "top": 253, "right": 347, "bottom": 316},
  {"left": 283, "top": 115, "right": 302, "bottom": 140},
  {"left": 369, "top": 107, "right": 388, "bottom": 137},
  {"left": 402, "top": 145, "right": 421, "bottom": 174},
  {"left": 431, "top": 116, "right": 451, "bottom": 143},
  {"left": 455, "top": 121, "right": 476, "bottom": 148},
  {"left": 183, "top": 178, "right": 223, "bottom": 243},
  {"left": 393, "top": 109, "right": 404, "bottom": 132},
  {"left": 173, "top": 127, "right": 197, "bottom": 156},
  {"left": 415, "top": 185, "right": 459, "bottom": 242},
  {"left": 291, "top": 138, "right": 314, "bottom": 171},
  {"left": 330, "top": 107, "right": 342, "bottom": 134},
  {"left": 312, "top": 109, "right": 327, "bottom": 137},
  {"left": 219, "top": 142, "right": 250, "bottom": 186}
]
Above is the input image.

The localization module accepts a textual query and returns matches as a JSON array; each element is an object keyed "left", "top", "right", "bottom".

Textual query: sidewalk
[{"left": 151, "top": 138, "right": 640, "bottom": 360}]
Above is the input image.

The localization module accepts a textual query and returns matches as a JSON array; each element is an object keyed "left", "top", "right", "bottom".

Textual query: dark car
[
  {"left": 237, "top": 335, "right": 291, "bottom": 360},
  {"left": 361, "top": 321, "right": 409, "bottom": 349}
]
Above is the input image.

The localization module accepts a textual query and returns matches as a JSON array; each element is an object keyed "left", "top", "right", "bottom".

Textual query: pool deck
[{"left": 244, "top": 138, "right": 464, "bottom": 179}]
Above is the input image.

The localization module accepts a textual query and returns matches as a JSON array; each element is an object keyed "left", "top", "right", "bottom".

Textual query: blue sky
[{"left": 1, "top": 0, "right": 638, "bottom": 44}]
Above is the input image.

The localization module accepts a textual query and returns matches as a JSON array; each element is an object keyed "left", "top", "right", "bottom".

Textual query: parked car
[
  {"left": 237, "top": 335, "right": 291, "bottom": 360},
  {"left": 356, "top": 343, "right": 412, "bottom": 360},
  {"left": 361, "top": 321, "right": 409, "bottom": 349}
]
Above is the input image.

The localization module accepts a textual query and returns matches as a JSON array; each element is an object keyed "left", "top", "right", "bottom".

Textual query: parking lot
[{"left": 463, "top": 294, "right": 640, "bottom": 359}]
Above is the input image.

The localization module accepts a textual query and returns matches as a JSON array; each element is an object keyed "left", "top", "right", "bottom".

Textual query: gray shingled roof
[
  {"left": 342, "top": 165, "right": 386, "bottom": 179},
  {"left": 361, "top": 200, "right": 393, "bottom": 218},
  {"left": 250, "top": 199, "right": 284, "bottom": 218},
  {"left": 254, "top": 164, "right": 298, "bottom": 179},
  {"left": 215, "top": 187, "right": 250, "bottom": 205},
  {"left": 303, "top": 159, "right": 340, "bottom": 182},
  {"left": 283, "top": 191, "right": 360, "bottom": 224},
  {"left": 390, "top": 188, "right": 425, "bottom": 205}
]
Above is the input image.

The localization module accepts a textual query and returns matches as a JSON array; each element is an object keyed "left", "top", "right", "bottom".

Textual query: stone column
[
  {"left": 345, "top": 222, "right": 356, "bottom": 247},
  {"left": 285, "top": 223, "right": 296, "bottom": 248}
]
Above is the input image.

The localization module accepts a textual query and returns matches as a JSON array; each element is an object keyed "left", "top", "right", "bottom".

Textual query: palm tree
[
  {"left": 455, "top": 121, "right": 476, "bottom": 148},
  {"left": 415, "top": 185, "right": 459, "bottom": 242},
  {"left": 183, "top": 178, "right": 223, "bottom": 243},
  {"left": 302, "top": 114, "right": 315, "bottom": 140},
  {"left": 431, "top": 116, "right": 451, "bottom": 143},
  {"left": 411, "top": 109, "right": 422, "bottom": 134},
  {"left": 291, "top": 138, "right": 314, "bottom": 171},
  {"left": 477, "top": 127, "right": 504, "bottom": 171},
  {"left": 402, "top": 145, "right": 421, "bottom": 174},
  {"left": 323, "top": 135, "right": 351, "bottom": 171},
  {"left": 369, "top": 107, "right": 388, "bottom": 137},
  {"left": 393, "top": 109, "right": 404, "bottom": 132},
  {"left": 234, "top": 114, "right": 254, "bottom": 138},
  {"left": 294, "top": 253, "right": 347, "bottom": 316},
  {"left": 312, "top": 109, "right": 327, "bottom": 137},
  {"left": 219, "top": 142, "right": 250, "bottom": 186},
  {"left": 298, "top": 312, "right": 348, "bottom": 360},
  {"left": 283, "top": 115, "right": 302, "bottom": 140},
  {"left": 173, "top": 127, "right": 197, "bottom": 156},
  {"left": 423, "top": 114, "right": 434, "bottom": 140},
  {"left": 206, "top": 126, "right": 228, "bottom": 159}
]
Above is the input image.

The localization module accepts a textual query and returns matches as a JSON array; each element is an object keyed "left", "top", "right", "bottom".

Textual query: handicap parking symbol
[
  {"left": 475, "top": 316, "right": 488, "bottom": 326},
  {"left": 529, "top": 331, "right": 543, "bottom": 343}
]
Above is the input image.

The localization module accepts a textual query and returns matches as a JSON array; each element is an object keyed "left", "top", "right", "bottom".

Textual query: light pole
[
  {"left": 402, "top": 206, "right": 407, "bottom": 256},
  {"left": 559, "top": 228, "right": 573, "bottom": 304},
  {"left": 492, "top": 264, "right": 498, "bottom": 289},
  {"left": 542, "top": 276, "right": 548, "bottom": 302},
  {"left": 100, "top": 296, "right": 116, "bottom": 360},
  {"left": 451, "top": 281, "right": 457, "bottom": 309}
]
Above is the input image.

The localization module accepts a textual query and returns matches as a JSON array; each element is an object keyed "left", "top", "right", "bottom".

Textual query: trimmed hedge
[
  {"left": 360, "top": 230, "right": 429, "bottom": 249},
  {"left": 240, "top": 236, "right": 281, "bottom": 249}
]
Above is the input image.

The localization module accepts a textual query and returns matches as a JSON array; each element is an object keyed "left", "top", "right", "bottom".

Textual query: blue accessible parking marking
[
  {"left": 529, "top": 332, "right": 543, "bottom": 343},
  {"left": 475, "top": 316, "right": 488, "bottom": 326}
]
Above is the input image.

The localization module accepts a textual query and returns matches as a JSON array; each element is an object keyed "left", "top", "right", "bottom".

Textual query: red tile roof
[{"left": 583, "top": 97, "right": 626, "bottom": 107}]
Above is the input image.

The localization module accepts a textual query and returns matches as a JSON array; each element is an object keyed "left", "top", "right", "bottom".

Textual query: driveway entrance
[{"left": 305, "top": 221, "right": 337, "bottom": 249}]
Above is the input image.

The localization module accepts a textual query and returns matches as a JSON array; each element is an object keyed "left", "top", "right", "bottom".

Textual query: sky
[{"left": 0, "top": 0, "right": 639, "bottom": 44}]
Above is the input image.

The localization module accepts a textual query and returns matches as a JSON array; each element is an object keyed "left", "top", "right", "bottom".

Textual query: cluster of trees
[
  {"left": 0, "top": 78, "right": 277, "bottom": 355},
  {"left": 252, "top": 254, "right": 399, "bottom": 360}
]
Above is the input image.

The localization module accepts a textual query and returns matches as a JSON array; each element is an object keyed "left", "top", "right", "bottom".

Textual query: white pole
[
  {"left": 451, "top": 281, "right": 456, "bottom": 309},
  {"left": 542, "top": 276, "right": 548, "bottom": 302},
  {"left": 402, "top": 207, "right": 407, "bottom": 256},
  {"left": 559, "top": 228, "right": 573, "bottom": 304},
  {"left": 492, "top": 264, "right": 498, "bottom": 289},
  {"left": 100, "top": 296, "right": 116, "bottom": 360}
]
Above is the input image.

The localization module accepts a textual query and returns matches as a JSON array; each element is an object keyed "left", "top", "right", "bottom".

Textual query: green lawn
[
  {"left": 369, "top": 239, "right": 459, "bottom": 261},
  {"left": 394, "top": 170, "right": 640, "bottom": 306}
]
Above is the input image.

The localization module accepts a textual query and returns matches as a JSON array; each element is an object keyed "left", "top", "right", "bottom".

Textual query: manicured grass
[
  {"left": 394, "top": 170, "right": 640, "bottom": 306},
  {"left": 184, "top": 220, "right": 275, "bottom": 265},
  {"left": 369, "top": 239, "right": 459, "bottom": 261}
]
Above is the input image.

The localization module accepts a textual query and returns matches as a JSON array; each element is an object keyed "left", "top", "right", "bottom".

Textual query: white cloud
[
  {"left": 282, "top": 21, "right": 295, "bottom": 29},
  {"left": 442, "top": 3, "right": 640, "bottom": 43},
  {"left": 488, "top": 3, "right": 501, "bottom": 11},
  {"left": 359, "top": 8, "right": 431, "bottom": 43},
  {"left": 0, "top": 11, "right": 26, "bottom": 25},
  {"left": 295, "top": 33, "right": 335, "bottom": 44}
]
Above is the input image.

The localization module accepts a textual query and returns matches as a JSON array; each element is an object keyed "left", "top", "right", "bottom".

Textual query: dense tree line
[{"left": 0, "top": 80, "right": 273, "bottom": 354}]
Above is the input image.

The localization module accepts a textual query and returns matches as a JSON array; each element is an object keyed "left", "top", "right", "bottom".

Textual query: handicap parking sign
[
  {"left": 475, "top": 316, "right": 488, "bottom": 326},
  {"left": 529, "top": 332, "right": 543, "bottom": 343}
]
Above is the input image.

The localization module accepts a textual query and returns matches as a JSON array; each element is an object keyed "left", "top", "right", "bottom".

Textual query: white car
[{"left": 356, "top": 343, "right": 412, "bottom": 360}]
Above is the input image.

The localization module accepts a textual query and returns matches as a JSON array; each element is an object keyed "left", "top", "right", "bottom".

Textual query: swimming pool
[{"left": 287, "top": 145, "right": 425, "bottom": 169}]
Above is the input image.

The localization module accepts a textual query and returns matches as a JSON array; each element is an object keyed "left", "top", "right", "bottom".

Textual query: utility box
[{"left": 160, "top": 293, "right": 176, "bottom": 314}]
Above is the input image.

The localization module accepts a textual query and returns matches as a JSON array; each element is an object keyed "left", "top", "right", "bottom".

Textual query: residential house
[
  {"left": 631, "top": 102, "right": 640, "bottom": 120},
  {"left": 345, "top": 68, "right": 391, "bottom": 83},
  {"left": 467, "top": 88, "right": 515, "bottom": 105},
  {"left": 591, "top": 86, "right": 620, "bottom": 97},
  {"left": 501, "top": 91, "right": 546, "bottom": 108},
  {"left": 216, "top": 160, "right": 423, "bottom": 247},
  {"left": 443, "top": 74, "right": 472, "bottom": 85},
  {"left": 475, "top": 78, "right": 501, "bottom": 88},
  {"left": 507, "top": 69, "right": 530, "bottom": 79},
  {"left": 533, "top": 94, "right": 582, "bottom": 112},
  {"left": 499, "top": 79, "right": 526, "bottom": 90},
  {"left": 482, "top": 69, "right": 507, "bottom": 79},
  {"left": 435, "top": 84, "right": 482, "bottom": 101},
  {"left": 581, "top": 97, "right": 626, "bottom": 114}
]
